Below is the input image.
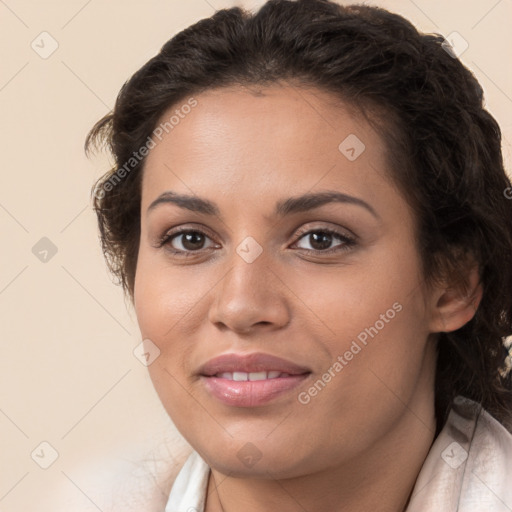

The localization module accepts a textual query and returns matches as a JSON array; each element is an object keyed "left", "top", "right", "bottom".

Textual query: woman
[{"left": 85, "top": 1, "right": 512, "bottom": 510}]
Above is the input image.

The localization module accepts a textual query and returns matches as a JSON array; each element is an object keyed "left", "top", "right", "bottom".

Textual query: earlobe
[{"left": 429, "top": 263, "right": 483, "bottom": 333}]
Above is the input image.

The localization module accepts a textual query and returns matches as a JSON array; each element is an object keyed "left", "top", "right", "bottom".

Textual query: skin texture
[{"left": 134, "top": 83, "right": 482, "bottom": 512}]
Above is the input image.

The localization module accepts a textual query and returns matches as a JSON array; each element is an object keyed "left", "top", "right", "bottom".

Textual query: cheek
[
  {"left": 300, "top": 249, "right": 430, "bottom": 412},
  {"left": 134, "top": 250, "right": 212, "bottom": 341},
  {"left": 310, "top": 258, "right": 430, "bottom": 408},
  {"left": 133, "top": 256, "right": 207, "bottom": 423},
  {"left": 293, "top": 248, "right": 424, "bottom": 350}
]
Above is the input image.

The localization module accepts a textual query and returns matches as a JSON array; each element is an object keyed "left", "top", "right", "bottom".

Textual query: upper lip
[{"left": 198, "top": 352, "right": 312, "bottom": 376}]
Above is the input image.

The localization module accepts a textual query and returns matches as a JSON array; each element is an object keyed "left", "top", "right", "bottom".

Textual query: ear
[{"left": 428, "top": 260, "right": 483, "bottom": 333}]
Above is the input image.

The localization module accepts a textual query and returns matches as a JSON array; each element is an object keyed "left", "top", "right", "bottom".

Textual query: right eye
[{"left": 157, "top": 227, "right": 218, "bottom": 256}]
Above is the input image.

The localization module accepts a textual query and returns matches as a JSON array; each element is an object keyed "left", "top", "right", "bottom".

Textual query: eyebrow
[{"left": 147, "top": 190, "right": 379, "bottom": 219}]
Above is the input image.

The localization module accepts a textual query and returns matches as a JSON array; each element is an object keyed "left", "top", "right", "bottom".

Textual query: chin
[{"left": 196, "top": 435, "right": 314, "bottom": 479}]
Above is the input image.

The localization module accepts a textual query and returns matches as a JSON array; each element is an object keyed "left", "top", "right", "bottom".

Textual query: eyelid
[{"left": 292, "top": 222, "right": 357, "bottom": 241}]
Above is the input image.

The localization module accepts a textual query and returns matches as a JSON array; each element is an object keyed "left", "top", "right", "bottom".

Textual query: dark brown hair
[{"left": 85, "top": 0, "right": 512, "bottom": 432}]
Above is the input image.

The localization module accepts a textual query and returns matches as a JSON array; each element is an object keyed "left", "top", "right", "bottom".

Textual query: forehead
[{"left": 141, "top": 83, "right": 392, "bottom": 211}]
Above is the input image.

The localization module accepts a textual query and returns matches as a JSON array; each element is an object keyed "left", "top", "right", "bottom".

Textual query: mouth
[
  {"left": 198, "top": 351, "right": 311, "bottom": 376},
  {"left": 198, "top": 352, "right": 312, "bottom": 407}
]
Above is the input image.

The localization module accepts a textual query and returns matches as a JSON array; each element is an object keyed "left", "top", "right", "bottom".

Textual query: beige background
[{"left": 1, "top": 0, "right": 511, "bottom": 510}]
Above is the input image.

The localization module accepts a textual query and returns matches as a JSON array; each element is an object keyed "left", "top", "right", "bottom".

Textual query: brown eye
[
  {"left": 304, "top": 232, "right": 334, "bottom": 251},
  {"left": 293, "top": 228, "right": 357, "bottom": 254},
  {"left": 158, "top": 228, "right": 217, "bottom": 255},
  {"left": 174, "top": 231, "right": 207, "bottom": 251}
]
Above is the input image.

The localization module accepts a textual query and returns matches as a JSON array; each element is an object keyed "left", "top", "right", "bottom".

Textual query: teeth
[
  {"left": 248, "top": 371, "right": 267, "bottom": 381},
  {"left": 215, "top": 371, "right": 290, "bottom": 381}
]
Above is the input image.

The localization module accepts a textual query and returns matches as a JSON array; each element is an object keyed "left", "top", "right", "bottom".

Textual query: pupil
[{"left": 310, "top": 232, "right": 331, "bottom": 250}]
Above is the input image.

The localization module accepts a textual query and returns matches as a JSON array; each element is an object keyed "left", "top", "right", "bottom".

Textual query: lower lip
[{"left": 201, "top": 374, "right": 310, "bottom": 407}]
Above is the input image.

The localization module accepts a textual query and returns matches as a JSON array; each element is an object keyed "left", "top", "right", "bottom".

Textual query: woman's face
[{"left": 134, "top": 84, "right": 441, "bottom": 478}]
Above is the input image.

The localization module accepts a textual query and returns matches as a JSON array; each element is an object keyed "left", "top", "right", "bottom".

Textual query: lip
[{"left": 198, "top": 352, "right": 312, "bottom": 407}]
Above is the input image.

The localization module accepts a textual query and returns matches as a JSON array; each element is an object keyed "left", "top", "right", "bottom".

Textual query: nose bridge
[
  {"left": 208, "top": 239, "right": 290, "bottom": 332},
  {"left": 225, "top": 244, "right": 269, "bottom": 298}
]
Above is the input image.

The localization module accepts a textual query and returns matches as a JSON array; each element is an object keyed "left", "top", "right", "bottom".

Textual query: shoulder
[
  {"left": 461, "top": 399, "right": 512, "bottom": 508},
  {"left": 407, "top": 396, "right": 512, "bottom": 512}
]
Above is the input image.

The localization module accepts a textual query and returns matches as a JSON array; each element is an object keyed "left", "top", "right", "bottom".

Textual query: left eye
[{"left": 293, "top": 229, "right": 355, "bottom": 252}]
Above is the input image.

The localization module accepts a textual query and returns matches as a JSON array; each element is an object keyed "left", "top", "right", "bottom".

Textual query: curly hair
[{"left": 85, "top": 0, "right": 512, "bottom": 433}]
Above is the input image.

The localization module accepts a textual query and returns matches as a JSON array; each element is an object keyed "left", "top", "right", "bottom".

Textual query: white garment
[{"left": 164, "top": 396, "right": 512, "bottom": 511}]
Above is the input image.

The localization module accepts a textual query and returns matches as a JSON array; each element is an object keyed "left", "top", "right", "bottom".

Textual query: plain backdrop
[{"left": 1, "top": 0, "right": 511, "bottom": 510}]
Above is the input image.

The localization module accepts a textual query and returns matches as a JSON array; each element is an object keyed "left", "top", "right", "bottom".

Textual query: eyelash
[{"left": 156, "top": 225, "right": 357, "bottom": 258}]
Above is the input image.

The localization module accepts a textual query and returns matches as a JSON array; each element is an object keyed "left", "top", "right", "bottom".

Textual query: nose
[{"left": 207, "top": 250, "right": 291, "bottom": 335}]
